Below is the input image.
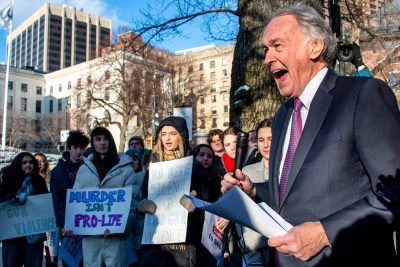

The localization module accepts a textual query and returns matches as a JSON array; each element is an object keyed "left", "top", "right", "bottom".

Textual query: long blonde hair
[
  {"left": 153, "top": 126, "right": 185, "bottom": 162},
  {"left": 34, "top": 152, "right": 50, "bottom": 184}
]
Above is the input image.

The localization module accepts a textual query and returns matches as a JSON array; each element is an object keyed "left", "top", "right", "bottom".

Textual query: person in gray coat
[{"left": 73, "top": 127, "right": 141, "bottom": 267}]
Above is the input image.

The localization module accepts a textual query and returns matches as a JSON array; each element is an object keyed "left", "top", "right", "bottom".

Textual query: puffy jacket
[{"left": 73, "top": 154, "right": 142, "bottom": 236}]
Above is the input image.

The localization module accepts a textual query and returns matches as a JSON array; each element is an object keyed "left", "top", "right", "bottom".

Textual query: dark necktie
[{"left": 279, "top": 97, "right": 303, "bottom": 203}]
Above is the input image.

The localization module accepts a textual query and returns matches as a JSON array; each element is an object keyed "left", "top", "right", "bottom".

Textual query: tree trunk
[{"left": 119, "top": 118, "right": 129, "bottom": 152}]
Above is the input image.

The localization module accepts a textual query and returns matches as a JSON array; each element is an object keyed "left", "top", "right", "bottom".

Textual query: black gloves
[{"left": 350, "top": 42, "right": 364, "bottom": 68}]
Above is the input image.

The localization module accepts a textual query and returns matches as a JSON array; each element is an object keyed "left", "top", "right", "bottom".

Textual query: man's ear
[{"left": 309, "top": 39, "right": 324, "bottom": 60}]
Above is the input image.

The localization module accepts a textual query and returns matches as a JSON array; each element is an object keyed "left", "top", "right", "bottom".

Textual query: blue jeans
[{"left": 2, "top": 241, "right": 44, "bottom": 267}]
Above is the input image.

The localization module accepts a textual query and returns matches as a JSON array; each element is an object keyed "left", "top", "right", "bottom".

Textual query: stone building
[
  {"left": 7, "top": 3, "right": 111, "bottom": 73},
  {"left": 174, "top": 44, "right": 234, "bottom": 133}
]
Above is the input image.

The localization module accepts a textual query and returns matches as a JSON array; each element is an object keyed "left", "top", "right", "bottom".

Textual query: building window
[
  {"left": 21, "top": 97, "right": 27, "bottom": 111},
  {"left": 77, "top": 93, "right": 81, "bottom": 106},
  {"left": 222, "top": 58, "right": 227, "bottom": 65},
  {"left": 68, "top": 81, "right": 71, "bottom": 89},
  {"left": 200, "top": 108, "right": 205, "bottom": 113},
  {"left": 49, "top": 99, "right": 53, "bottom": 113},
  {"left": 34, "top": 119, "right": 41, "bottom": 132},
  {"left": 211, "top": 95, "right": 217, "bottom": 103},
  {"left": 50, "top": 86, "right": 53, "bottom": 95},
  {"left": 36, "top": 86, "right": 42, "bottom": 95},
  {"left": 178, "top": 67, "right": 182, "bottom": 74},
  {"left": 36, "top": 100, "right": 41, "bottom": 113},
  {"left": 105, "top": 88, "right": 110, "bottom": 101},
  {"left": 223, "top": 117, "right": 229, "bottom": 126},
  {"left": 212, "top": 118, "right": 217, "bottom": 128},
  {"left": 200, "top": 119, "right": 205, "bottom": 129},
  {"left": 211, "top": 106, "right": 217, "bottom": 114},
  {"left": 21, "top": 83, "right": 28, "bottom": 92},
  {"left": 223, "top": 81, "right": 229, "bottom": 88},
  {"left": 211, "top": 83, "right": 217, "bottom": 92},
  {"left": 104, "top": 71, "right": 110, "bottom": 80},
  {"left": 58, "top": 84, "right": 62, "bottom": 92},
  {"left": 210, "top": 72, "right": 216, "bottom": 80},
  {"left": 210, "top": 60, "right": 215, "bottom": 68},
  {"left": 223, "top": 93, "right": 229, "bottom": 101},
  {"left": 222, "top": 69, "right": 228, "bottom": 77},
  {"left": 188, "top": 65, "right": 193, "bottom": 73},
  {"left": 224, "top": 105, "right": 229, "bottom": 113},
  {"left": 77, "top": 78, "right": 81, "bottom": 87},
  {"left": 58, "top": 99, "right": 62, "bottom": 111},
  {"left": 87, "top": 75, "right": 92, "bottom": 85},
  {"left": 200, "top": 74, "right": 204, "bottom": 82},
  {"left": 7, "top": 96, "right": 13, "bottom": 108},
  {"left": 8, "top": 81, "right": 13, "bottom": 90},
  {"left": 200, "top": 96, "right": 204, "bottom": 104},
  {"left": 199, "top": 63, "right": 203, "bottom": 70}
]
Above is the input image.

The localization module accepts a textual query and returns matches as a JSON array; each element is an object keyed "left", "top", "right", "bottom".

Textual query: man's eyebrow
[{"left": 268, "top": 38, "right": 283, "bottom": 46}]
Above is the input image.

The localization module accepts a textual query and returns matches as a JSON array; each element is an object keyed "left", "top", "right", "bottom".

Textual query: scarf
[
  {"left": 163, "top": 149, "right": 181, "bottom": 161},
  {"left": 17, "top": 176, "right": 44, "bottom": 244},
  {"left": 222, "top": 153, "right": 235, "bottom": 173}
]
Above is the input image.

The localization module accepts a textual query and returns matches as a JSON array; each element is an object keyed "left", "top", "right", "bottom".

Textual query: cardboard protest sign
[
  {"left": 142, "top": 156, "right": 193, "bottom": 244},
  {"left": 0, "top": 193, "right": 56, "bottom": 240},
  {"left": 201, "top": 212, "right": 224, "bottom": 266},
  {"left": 64, "top": 187, "right": 132, "bottom": 235}
]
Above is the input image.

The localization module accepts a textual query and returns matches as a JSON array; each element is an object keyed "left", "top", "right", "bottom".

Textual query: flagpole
[{"left": 1, "top": 0, "right": 14, "bottom": 150}]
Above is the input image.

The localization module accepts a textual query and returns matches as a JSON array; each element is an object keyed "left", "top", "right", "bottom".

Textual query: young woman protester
[
  {"left": 138, "top": 116, "right": 213, "bottom": 267},
  {"left": 72, "top": 127, "right": 142, "bottom": 267},
  {"left": 192, "top": 144, "right": 223, "bottom": 266},
  {"left": 218, "top": 127, "right": 242, "bottom": 267},
  {"left": 0, "top": 152, "right": 48, "bottom": 267},
  {"left": 34, "top": 152, "right": 58, "bottom": 267}
]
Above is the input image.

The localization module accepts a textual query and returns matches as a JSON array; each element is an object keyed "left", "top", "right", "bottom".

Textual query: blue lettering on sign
[{"left": 69, "top": 190, "right": 126, "bottom": 203}]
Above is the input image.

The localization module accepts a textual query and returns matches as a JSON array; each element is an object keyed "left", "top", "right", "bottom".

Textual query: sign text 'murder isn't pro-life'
[{"left": 64, "top": 187, "right": 132, "bottom": 235}]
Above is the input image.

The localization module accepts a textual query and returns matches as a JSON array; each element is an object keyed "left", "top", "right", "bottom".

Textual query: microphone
[{"left": 233, "top": 131, "right": 249, "bottom": 178}]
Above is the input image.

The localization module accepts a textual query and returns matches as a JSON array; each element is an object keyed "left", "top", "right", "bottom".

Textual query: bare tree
[
  {"left": 133, "top": 0, "right": 399, "bottom": 131},
  {"left": 70, "top": 31, "right": 175, "bottom": 151},
  {"left": 133, "top": 0, "right": 325, "bottom": 131}
]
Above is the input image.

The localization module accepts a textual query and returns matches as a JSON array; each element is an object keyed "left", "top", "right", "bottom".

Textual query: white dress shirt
[{"left": 278, "top": 67, "right": 328, "bottom": 182}]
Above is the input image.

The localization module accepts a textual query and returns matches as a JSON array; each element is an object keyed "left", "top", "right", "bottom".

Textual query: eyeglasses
[{"left": 22, "top": 160, "right": 35, "bottom": 165}]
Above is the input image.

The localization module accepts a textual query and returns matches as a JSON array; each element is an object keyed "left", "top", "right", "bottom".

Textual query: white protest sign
[
  {"left": 201, "top": 212, "right": 224, "bottom": 266},
  {"left": 0, "top": 193, "right": 56, "bottom": 241},
  {"left": 142, "top": 156, "right": 193, "bottom": 244},
  {"left": 64, "top": 187, "right": 132, "bottom": 235}
]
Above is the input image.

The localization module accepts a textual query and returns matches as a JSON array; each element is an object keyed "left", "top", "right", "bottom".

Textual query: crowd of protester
[
  {"left": 1, "top": 4, "right": 400, "bottom": 267},
  {"left": 0, "top": 118, "right": 272, "bottom": 267}
]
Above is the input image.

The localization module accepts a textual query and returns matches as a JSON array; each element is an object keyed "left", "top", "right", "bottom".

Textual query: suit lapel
[
  {"left": 279, "top": 70, "right": 336, "bottom": 210},
  {"left": 270, "top": 99, "right": 293, "bottom": 209}
]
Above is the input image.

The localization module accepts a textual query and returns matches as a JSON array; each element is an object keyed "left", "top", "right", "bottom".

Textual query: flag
[{"left": 0, "top": 1, "right": 12, "bottom": 29}]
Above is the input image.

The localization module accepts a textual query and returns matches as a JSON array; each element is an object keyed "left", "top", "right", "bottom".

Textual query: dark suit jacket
[{"left": 256, "top": 70, "right": 400, "bottom": 266}]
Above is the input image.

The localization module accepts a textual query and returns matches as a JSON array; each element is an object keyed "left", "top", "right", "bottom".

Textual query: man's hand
[
  {"left": 221, "top": 169, "right": 255, "bottom": 198},
  {"left": 268, "top": 221, "right": 330, "bottom": 261}
]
